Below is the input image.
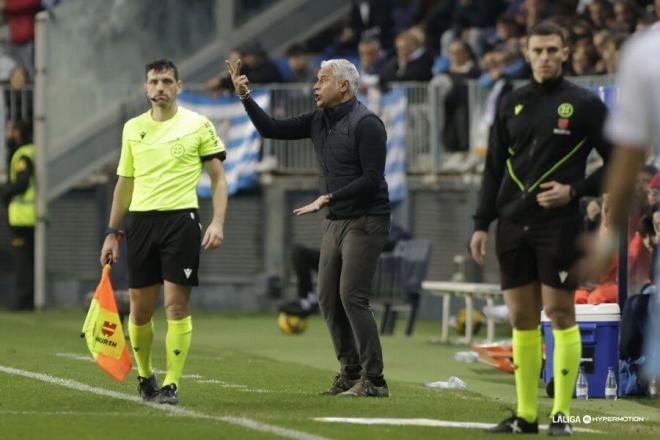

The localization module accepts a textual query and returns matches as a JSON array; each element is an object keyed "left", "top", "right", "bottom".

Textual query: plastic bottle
[
  {"left": 605, "top": 366, "right": 618, "bottom": 400},
  {"left": 576, "top": 366, "right": 589, "bottom": 400}
]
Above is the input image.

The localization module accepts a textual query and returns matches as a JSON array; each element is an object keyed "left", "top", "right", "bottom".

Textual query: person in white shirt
[{"left": 593, "top": 26, "right": 660, "bottom": 378}]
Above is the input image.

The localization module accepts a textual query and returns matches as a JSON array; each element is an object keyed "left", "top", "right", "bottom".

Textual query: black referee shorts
[
  {"left": 126, "top": 209, "right": 202, "bottom": 288},
  {"left": 495, "top": 216, "right": 581, "bottom": 291}
]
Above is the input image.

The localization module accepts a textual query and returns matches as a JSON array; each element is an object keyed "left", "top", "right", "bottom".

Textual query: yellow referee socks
[
  {"left": 163, "top": 316, "right": 193, "bottom": 388},
  {"left": 512, "top": 327, "right": 542, "bottom": 423},
  {"left": 551, "top": 325, "right": 582, "bottom": 418},
  {"left": 128, "top": 319, "right": 154, "bottom": 378}
]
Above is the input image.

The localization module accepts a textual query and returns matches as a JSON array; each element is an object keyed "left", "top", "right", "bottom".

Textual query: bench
[{"left": 422, "top": 281, "right": 503, "bottom": 344}]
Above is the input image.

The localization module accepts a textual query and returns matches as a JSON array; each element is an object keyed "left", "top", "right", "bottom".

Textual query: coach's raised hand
[{"left": 225, "top": 58, "right": 250, "bottom": 97}]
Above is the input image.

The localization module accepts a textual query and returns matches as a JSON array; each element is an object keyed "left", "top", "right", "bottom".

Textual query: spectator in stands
[
  {"left": 379, "top": 30, "right": 434, "bottom": 88},
  {"left": 323, "top": 23, "right": 360, "bottom": 59},
  {"left": 447, "top": 39, "right": 480, "bottom": 78},
  {"left": 432, "top": 39, "right": 480, "bottom": 158},
  {"left": 441, "top": 0, "right": 507, "bottom": 57},
  {"left": 570, "top": 44, "right": 599, "bottom": 75},
  {"left": 586, "top": 0, "right": 615, "bottom": 30},
  {"left": 206, "top": 48, "right": 242, "bottom": 96},
  {"left": 599, "top": 32, "right": 629, "bottom": 74},
  {"left": 636, "top": 166, "right": 658, "bottom": 215},
  {"left": 4, "top": 65, "right": 32, "bottom": 121},
  {"left": 285, "top": 43, "right": 315, "bottom": 83},
  {"left": 613, "top": 0, "right": 640, "bottom": 32},
  {"left": 552, "top": 0, "right": 581, "bottom": 30},
  {"left": 486, "top": 14, "right": 524, "bottom": 51},
  {"left": 519, "top": 0, "right": 554, "bottom": 32},
  {"left": 571, "top": 19, "right": 594, "bottom": 43},
  {"left": 207, "top": 42, "right": 282, "bottom": 95},
  {"left": 349, "top": 0, "right": 394, "bottom": 50},
  {"left": 646, "top": 173, "right": 660, "bottom": 211},
  {"left": 416, "top": 0, "right": 454, "bottom": 52},
  {"left": 357, "top": 37, "right": 387, "bottom": 92},
  {"left": 1, "top": 0, "right": 41, "bottom": 77}
]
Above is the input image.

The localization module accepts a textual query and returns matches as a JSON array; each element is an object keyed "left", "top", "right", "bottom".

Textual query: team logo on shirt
[
  {"left": 554, "top": 118, "right": 571, "bottom": 135},
  {"left": 170, "top": 144, "right": 185, "bottom": 157},
  {"left": 514, "top": 104, "right": 523, "bottom": 115},
  {"left": 557, "top": 103, "right": 574, "bottom": 118}
]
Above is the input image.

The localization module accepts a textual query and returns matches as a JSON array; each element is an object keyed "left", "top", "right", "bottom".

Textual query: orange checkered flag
[{"left": 81, "top": 265, "right": 132, "bottom": 381}]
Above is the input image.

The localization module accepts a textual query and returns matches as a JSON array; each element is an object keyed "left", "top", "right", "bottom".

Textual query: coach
[{"left": 228, "top": 57, "right": 391, "bottom": 398}]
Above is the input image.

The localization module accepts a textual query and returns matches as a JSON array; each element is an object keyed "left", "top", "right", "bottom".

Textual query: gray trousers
[{"left": 318, "top": 215, "right": 390, "bottom": 379}]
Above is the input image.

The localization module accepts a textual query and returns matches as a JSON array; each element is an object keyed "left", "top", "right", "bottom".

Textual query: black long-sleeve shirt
[
  {"left": 474, "top": 76, "right": 612, "bottom": 231},
  {"left": 242, "top": 96, "right": 389, "bottom": 216}
]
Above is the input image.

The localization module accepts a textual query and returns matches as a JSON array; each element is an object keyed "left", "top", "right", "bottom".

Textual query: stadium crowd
[{"left": 206, "top": 0, "right": 659, "bottom": 159}]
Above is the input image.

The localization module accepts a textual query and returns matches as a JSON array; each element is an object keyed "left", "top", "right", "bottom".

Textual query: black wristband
[{"left": 104, "top": 227, "right": 121, "bottom": 237}]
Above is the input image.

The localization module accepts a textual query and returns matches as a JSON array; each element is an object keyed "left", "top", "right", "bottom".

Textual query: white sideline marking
[
  {"left": 0, "top": 365, "right": 326, "bottom": 440},
  {"left": 0, "top": 410, "right": 144, "bottom": 417},
  {"left": 315, "top": 417, "right": 600, "bottom": 433},
  {"left": 55, "top": 352, "right": 267, "bottom": 392}
]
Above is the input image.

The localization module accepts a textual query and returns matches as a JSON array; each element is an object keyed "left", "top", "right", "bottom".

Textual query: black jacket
[
  {"left": 242, "top": 96, "right": 390, "bottom": 219},
  {"left": 474, "top": 76, "right": 612, "bottom": 231}
]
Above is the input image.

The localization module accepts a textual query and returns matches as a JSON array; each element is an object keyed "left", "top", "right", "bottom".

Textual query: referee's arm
[
  {"left": 570, "top": 98, "right": 613, "bottom": 199},
  {"left": 202, "top": 157, "right": 227, "bottom": 251},
  {"left": 474, "top": 96, "right": 511, "bottom": 232},
  {"left": 100, "top": 176, "right": 133, "bottom": 265}
]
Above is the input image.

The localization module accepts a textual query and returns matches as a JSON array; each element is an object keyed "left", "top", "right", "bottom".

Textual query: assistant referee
[
  {"left": 469, "top": 22, "right": 612, "bottom": 436},
  {"left": 100, "top": 59, "right": 228, "bottom": 405}
]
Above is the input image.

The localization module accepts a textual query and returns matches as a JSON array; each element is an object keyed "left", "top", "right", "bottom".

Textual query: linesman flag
[{"left": 81, "top": 265, "right": 132, "bottom": 381}]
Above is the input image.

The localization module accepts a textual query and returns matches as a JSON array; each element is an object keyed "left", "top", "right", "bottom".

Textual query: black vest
[{"left": 309, "top": 99, "right": 390, "bottom": 219}]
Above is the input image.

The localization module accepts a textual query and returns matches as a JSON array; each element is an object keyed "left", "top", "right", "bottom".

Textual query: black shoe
[
  {"left": 320, "top": 373, "right": 360, "bottom": 395},
  {"left": 548, "top": 413, "right": 573, "bottom": 436},
  {"left": 487, "top": 414, "right": 539, "bottom": 434},
  {"left": 137, "top": 374, "right": 159, "bottom": 401},
  {"left": 154, "top": 384, "right": 178, "bottom": 405}
]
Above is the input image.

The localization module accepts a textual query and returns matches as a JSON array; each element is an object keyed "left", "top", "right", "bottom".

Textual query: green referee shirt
[{"left": 117, "top": 106, "right": 225, "bottom": 211}]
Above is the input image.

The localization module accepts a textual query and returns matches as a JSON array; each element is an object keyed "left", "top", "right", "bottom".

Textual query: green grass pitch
[{"left": 0, "top": 309, "right": 657, "bottom": 439}]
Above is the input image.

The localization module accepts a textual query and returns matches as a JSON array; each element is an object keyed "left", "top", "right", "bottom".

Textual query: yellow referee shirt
[{"left": 117, "top": 106, "right": 225, "bottom": 211}]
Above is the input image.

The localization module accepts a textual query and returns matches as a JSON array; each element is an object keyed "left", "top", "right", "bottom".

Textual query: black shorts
[
  {"left": 126, "top": 209, "right": 202, "bottom": 288},
  {"left": 495, "top": 216, "right": 581, "bottom": 291}
]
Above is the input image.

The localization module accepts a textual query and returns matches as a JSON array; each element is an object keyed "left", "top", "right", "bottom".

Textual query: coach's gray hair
[{"left": 321, "top": 59, "right": 360, "bottom": 96}]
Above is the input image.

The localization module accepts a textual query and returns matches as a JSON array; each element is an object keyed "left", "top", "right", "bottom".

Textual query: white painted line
[
  {"left": 0, "top": 365, "right": 326, "bottom": 440},
  {"left": 0, "top": 410, "right": 145, "bottom": 417},
  {"left": 314, "top": 417, "right": 600, "bottom": 433},
  {"left": 55, "top": 352, "right": 265, "bottom": 390}
]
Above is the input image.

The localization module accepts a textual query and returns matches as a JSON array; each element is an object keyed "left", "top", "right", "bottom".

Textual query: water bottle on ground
[
  {"left": 649, "top": 378, "right": 657, "bottom": 398},
  {"left": 576, "top": 366, "right": 588, "bottom": 400},
  {"left": 605, "top": 366, "right": 618, "bottom": 400}
]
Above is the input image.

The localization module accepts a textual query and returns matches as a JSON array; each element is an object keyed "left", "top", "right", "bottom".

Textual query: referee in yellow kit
[{"left": 100, "top": 59, "right": 228, "bottom": 405}]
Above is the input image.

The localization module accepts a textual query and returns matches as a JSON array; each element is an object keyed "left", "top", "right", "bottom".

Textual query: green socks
[
  {"left": 512, "top": 327, "right": 542, "bottom": 423},
  {"left": 163, "top": 316, "right": 193, "bottom": 388},
  {"left": 551, "top": 325, "right": 582, "bottom": 418},
  {"left": 128, "top": 319, "right": 154, "bottom": 378}
]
